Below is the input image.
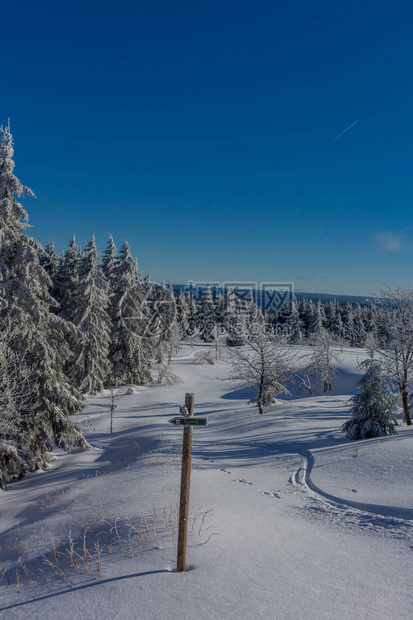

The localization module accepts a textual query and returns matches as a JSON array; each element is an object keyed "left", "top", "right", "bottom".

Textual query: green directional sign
[{"left": 168, "top": 417, "right": 207, "bottom": 426}]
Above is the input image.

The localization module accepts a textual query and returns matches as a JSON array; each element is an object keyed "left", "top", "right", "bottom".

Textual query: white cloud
[{"left": 374, "top": 232, "right": 404, "bottom": 252}]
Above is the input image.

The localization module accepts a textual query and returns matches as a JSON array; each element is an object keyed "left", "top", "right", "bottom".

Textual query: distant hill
[{"left": 170, "top": 284, "right": 374, "bottom": 307}]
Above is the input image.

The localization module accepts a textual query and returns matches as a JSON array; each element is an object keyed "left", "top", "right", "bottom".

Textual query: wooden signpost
[{"left": 169, "top": 393, "right": 207, "bottom": 573}]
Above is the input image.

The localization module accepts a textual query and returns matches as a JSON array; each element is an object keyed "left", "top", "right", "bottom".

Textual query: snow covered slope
[{"left": 1, "top": 345, "right": 412, "bottom": 619}]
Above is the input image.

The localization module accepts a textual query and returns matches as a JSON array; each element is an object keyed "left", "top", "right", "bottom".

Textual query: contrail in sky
[{"left": 331, "top": 118, "right": 360, "bottom": 143}]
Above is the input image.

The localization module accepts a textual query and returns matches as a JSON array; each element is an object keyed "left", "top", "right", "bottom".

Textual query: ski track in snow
[
  {"left": 288, "top": 451, "right": 413, "bottom": 542},
  {"left": 199, "top": 439, "right": 413, "bottom": 543}
]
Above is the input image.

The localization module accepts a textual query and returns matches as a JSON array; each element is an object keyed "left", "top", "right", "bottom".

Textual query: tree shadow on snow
[{"left": 0, "top": 569, "right": 172, "bottom": 613}]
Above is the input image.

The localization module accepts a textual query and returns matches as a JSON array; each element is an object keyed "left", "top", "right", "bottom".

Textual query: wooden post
[{"left": 177, "top": 393, "right": 195, "bottom": 572}]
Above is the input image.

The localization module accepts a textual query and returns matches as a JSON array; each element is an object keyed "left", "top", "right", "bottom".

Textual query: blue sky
[{"left": 3, "top": 0, "right": 413, "bottom": 295}]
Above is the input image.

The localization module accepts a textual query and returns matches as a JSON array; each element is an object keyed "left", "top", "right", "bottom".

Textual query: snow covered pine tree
[
  {"left": 67, "top": 235, "right": 112, "bottom": 393},
  {"left": 195, "top": 284, "right": 216, "bottom": 342},
  {"left": 0, "top": 124, "right": 88, "bottom": 476},
  {"left": 108, "top": 241, "right": 152, "bottom": 386}
]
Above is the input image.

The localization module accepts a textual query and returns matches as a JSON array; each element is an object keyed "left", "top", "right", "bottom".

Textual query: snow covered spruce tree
[
  {"left": 0, "top": 324, "right": 37, "bottom": 487},
  {"left": 164, "top": 283, "right": 180, "bottom": 359},
  {"left": 176, "top": 289, "right": 190, "bottom": 338},
  {"left": 284, "top": 296, "right": 303, "bottom": 343},
  {"left": 148, "top": 283, "right": 183, "bottom": 383},
  {"left": 221, "top": 289, "right": 238, "bottom": 345},
  {"left": 108, "top": 241, "right": 152, "bottom": 386},
  {"left": 342, "top": 303, "right": 357, "bottom": 346},
  {"left": 186, "top": 291, "right": 201, "bottom": 347},
  {"left": 148, "top": 282, "right": 180, "bottom": 366},
  {"left": 342, "top": 359, "right": 396, "bottom": 440},
  {"left": 39, "top": 240, "right": 61, "bottom": 301},
  {"left": 308, "top": 300, "right": 325, "bottom": 337},
  {"left": 54, "top": 234, "right": 81, "bottom": 314},
  {"left": 324, "top": 301, "right": 344, "bottom": 342},
  {"left": 67, "top": 235, "right": 111, "bottom": 393},
  {"left": 221, "top": 289, "right": 248, "bottom": 346},
  {"left": 0, "top": 124, "right": 88, "bottom": 461},
  {"left": 39, "top": 240, "right": 60, "bottom": 280},
  {"left": 101, "top": 233, "right": 118, "bottom": 293},
  {"left": 195, "top": 284, "right": 216, "bottom": 342},
  {"left": 245, "top": 293, "right": 262, "bottom": 331}
]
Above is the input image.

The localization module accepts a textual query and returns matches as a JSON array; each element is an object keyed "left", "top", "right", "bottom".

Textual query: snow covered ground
[{"left": 1, "top": 344, "right": 412, "bottom": 619}]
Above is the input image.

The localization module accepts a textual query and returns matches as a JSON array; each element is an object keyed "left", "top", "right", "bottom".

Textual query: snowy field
[{"left": 1, "top": 344, "right": 413, "bottom": 619}]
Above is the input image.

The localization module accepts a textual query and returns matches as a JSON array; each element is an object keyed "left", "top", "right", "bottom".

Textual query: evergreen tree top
[
  {"left": 0, "top": 124, "right": 34, "bottom": 233},
  {"left": 102, "top": 233, "right": 118, "bottom": 268}
]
